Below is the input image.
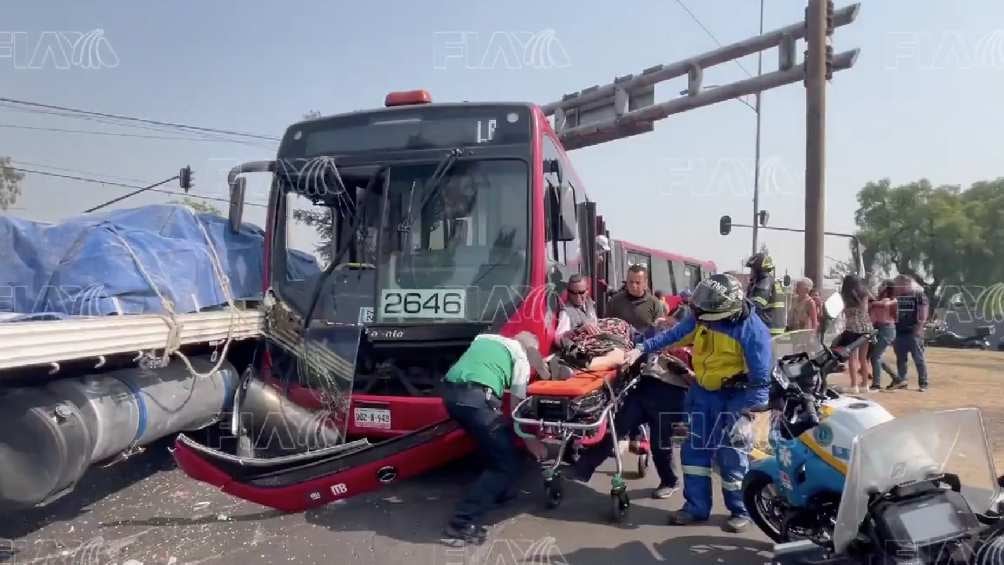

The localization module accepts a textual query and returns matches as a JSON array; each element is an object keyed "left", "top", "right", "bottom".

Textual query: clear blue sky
[{"left": 3, "top": 0, "right": 1003, "bottom": 283}]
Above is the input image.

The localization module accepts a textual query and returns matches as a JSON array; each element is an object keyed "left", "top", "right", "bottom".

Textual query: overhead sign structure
[{"left": 543, "top": 3, "right": 860, "bottom": 150}]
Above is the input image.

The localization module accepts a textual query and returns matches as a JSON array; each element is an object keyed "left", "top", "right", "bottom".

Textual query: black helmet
[
  {"left": 691, "top": 274, "right": 744, "bottom": 321},
  {"left": 746, "top": 252, "right": 775, "bottom": 272}
]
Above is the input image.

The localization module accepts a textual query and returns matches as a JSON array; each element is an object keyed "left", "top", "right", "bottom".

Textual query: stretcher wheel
[
  {"left": 637, "top": 453, "right": 650, "bottom": 479},
  {"left": 610, "top": 491, "right": 630, "bottom": 522},
  {"left": 545, "top": 480, "right": 563, "bottom": 509}
]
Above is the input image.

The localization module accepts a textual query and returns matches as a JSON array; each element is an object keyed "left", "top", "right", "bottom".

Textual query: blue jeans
[
  {"left": 893, "top": 332, "right": 929, "bottom": 388},
  {"left": 442, "top": 382, "right": 523, "bottom": 526},
  {"left": 870, "top": 324, "right": 895, "bottom": 387}
]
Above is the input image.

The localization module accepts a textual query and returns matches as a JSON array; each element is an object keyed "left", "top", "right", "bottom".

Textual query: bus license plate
[
  {"left": 379, "top": 289, "right": 466, "bottom": 320},
  {"left": 354, "top": 407, "right": 391, "bottom": 430}
]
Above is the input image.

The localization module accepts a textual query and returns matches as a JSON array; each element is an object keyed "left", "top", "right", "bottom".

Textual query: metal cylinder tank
[
  {"left": 237, "top": 377, "right": 344, "bottom": 455},
  {"left": 0, "top": 356, "right": 237, "bottom": 510}
]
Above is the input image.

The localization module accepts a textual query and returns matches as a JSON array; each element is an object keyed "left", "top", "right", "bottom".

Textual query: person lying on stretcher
[{"left": 555, "top": 317, "right": 694, "bottom": 500}]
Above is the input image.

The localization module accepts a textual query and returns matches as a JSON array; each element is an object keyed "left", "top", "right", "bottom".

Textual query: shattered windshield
[{"left": 280, "top": 159, "right": 529, "bottom": 325}]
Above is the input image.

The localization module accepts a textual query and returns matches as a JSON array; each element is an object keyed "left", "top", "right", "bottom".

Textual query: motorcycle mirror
[{"left": 823, "top": 292, "right": 845, "bottom": 320}]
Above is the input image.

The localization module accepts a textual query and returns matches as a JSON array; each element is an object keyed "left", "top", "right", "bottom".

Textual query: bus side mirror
[
  {"left": 229, "top": 177, "right": 246, "bottom": 234},
  {"left": 557, "top": 182, "right": 577, "bottom": 241}
]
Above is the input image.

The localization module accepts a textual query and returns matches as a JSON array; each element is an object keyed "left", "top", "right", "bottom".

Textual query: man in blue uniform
[{"left": 624, "top": 273, "right": 772, "bottom": 533}]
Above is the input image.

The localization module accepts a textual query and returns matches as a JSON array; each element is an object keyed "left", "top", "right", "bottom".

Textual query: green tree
[
  {"left": 853, "top": 177, "right": 1004, "bottom": 312},
  {"left": 960, "top": 178, "right": 1004, "bottom": 284},
  {"left": 0, "top": 156, "right": 24, "bottom": 210},
  {"left": 854, "top": 179, "right": 982, "bottom": 304},
  {"left": 171, "top": 197, "right": 222, "bottom": 216}
]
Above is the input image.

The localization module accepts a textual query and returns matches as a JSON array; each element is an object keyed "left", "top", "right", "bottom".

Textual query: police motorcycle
[
  {"left": 758, "top": 297, "right": 1004, "bottom": 564},
  {"left": 773, "top": 407, "right": 1004, "bottom": 565},
  {"left": 744, "top": 293, "right": 895, "bottom": 546}
]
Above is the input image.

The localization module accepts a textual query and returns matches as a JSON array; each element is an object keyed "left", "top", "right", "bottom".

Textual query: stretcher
[{"left": 511, "top": 363, "right": 646, "bottom": 522}]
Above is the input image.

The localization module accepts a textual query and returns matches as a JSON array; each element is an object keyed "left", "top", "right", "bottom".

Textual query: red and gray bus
[{"left": 173, "top": 90, "right": 702, "bottom": 511}]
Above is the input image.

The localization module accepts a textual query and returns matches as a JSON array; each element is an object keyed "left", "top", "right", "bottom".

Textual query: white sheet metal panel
[{"left": 0, "top": 309, "right": 262, "bottom": 371}]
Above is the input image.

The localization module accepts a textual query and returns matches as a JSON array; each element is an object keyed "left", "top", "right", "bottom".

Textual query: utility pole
[
  {"left": 751, "top": 0, "right": 765, "bottom": 256},
  {"left": 804, "top": 0, "right": 829, "bottom": 289}
]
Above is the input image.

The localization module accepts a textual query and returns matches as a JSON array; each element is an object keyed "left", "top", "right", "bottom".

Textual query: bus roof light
[{"left": 385, "top": 90, "right": 433, "bottom": 107}]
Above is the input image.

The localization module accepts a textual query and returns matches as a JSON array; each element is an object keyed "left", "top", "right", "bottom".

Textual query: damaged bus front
[{"left": 174, "top": 92, "right": 593, "bottom": 511}]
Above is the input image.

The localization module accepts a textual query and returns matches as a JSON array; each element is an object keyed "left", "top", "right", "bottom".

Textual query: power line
[
  {"left": 0, "top": 123, "right": 272, "bottom": 145},
  {"left": 10, "top": 167, "right": 268, "bottom": 208},
  {"left": 672, "top": 0, "right": 755, "bottom": 79},
  {"left": 0, "top": 102, "right": 245, "bottom": 143},
  {"left": 11, "top": 159, "right": 153, "bottom": 184},
  {"left": 0, "top": 97, "right": 282, "bottom": 142}
]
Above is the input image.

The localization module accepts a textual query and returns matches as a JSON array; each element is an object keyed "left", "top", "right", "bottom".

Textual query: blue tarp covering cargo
[{"left": 0, "top": 204, "right": 316, "bottom": 317}]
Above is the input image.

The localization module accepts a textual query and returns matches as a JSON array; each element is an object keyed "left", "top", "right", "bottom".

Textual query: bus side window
[
  {"left": 671, "top": 260, "right": 688, "bottom": 292},
  {"left": 650, "top": 259, "right": 674, "bottom": 296},
  {"left": 684, "top": 262, "right": 702, "bottom": 290}
]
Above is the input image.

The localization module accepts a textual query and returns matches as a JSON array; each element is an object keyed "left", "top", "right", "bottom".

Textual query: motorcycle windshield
[
  {"left": 771, "top": 329, "right": 823, "bottom": 367},
  {"left": 833, "top": 408, "right": 1000, "bottom": 554}
]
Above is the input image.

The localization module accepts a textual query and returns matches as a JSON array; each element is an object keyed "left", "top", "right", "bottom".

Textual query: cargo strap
[{"left": 108, "top": 210, "right": 242, "bottom": 379}]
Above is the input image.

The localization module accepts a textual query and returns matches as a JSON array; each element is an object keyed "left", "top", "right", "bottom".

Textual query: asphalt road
[{"left": 3, "top": 445, "right": 773, "bottom": 565}]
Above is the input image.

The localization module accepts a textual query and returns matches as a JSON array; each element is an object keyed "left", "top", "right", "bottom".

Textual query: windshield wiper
[{"left": 396, "top": 147, "right": 464, "bottom": 234}]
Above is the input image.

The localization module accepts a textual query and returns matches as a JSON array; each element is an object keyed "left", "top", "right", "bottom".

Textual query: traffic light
[
  {"left": 719, "top": 215, "right": 732, "bottom": 235},
  {"left": 179, "top": 166, "right": 194, "bottom": 192},
  {"left": 758, "top": 209, "right": 770, "bottom": 227}
]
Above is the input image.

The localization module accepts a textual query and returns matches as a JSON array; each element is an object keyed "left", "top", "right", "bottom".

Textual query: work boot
[
  {"left": 668, "top": 509, "right": 704, "bottom": 526},
  {"left": 722, "top": 514, "right": 751, "bottom": 533},
  {"left": 651, "top": 484, "right": 678, "bottom": 500},
  {"left": 442, "top": 521, "right": 487, "bottom": 546}
]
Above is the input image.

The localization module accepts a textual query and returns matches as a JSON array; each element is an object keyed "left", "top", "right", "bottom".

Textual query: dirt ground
[{"left": 827, "top": 346, "right": 1004, "bottom": 471}]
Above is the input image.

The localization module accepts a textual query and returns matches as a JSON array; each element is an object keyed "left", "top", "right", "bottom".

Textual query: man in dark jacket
[{"left": 607, "top": 264, "right": 667, "bottom": 335}]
